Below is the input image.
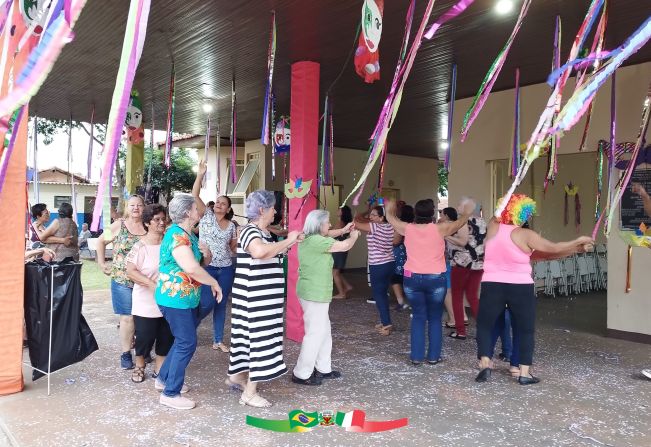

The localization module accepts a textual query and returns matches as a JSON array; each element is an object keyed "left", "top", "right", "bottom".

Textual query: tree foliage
[
  {"left": 438, "top": 163, "right": 448, "bottom": 197},
  {"left": 144, "top": 147, "right": 196, "bottom": 204}
]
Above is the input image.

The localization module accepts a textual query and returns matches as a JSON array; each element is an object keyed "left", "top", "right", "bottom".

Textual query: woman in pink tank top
[
  {"left": 385, "top": 198, "right": 477, "bottom": 365},
  {"left": 475, "top": 194, "right": 594, "bottom": 385}
]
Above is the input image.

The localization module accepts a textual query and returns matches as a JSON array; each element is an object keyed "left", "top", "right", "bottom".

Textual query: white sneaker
[
  {"left": 366, "top": 299, "right": 376, "bottom": 304},
  {"left": 642, "top": 369, "right": 651, "bottom": 380},
  {"left": 159, "top": 394, "right": 195, "bottom": 410},
  {"left": 155, "top": 378, "right": 189, "bottom": 394}
]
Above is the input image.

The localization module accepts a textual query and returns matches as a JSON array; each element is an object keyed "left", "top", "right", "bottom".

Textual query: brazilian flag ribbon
[{"left": 246, "top": 409, "right": 408, "bottom": 433}]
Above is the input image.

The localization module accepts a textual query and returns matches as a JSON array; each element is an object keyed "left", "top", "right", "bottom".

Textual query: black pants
[
  {"left": 476, "top": 282, "right": 536, "bottom": 365},
  {"left": 133, "top": 315, "right": 174, "bottom": 357}
]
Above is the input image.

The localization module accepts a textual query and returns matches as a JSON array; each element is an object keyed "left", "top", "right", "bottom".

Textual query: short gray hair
[
  {"left": 168, "top": 193, "right": 195, "bottom": 224},
  {"left": 303, "top": 210, "right": 330, "bottom": 236},
  {"left": 245, "top": 190, "right": 275, "bottom": 220}
]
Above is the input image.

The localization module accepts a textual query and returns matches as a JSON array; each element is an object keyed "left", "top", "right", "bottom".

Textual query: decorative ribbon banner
[
  {"left": 0, "top": 107, "right": 25, "bottom": 196},
  {"left": 260, "top": 10, "right": 276, "bottom": 145},
  {"left": 0, "top": 0, "right": 87, "bottom": 121},
  {"left": 246, "top": 409, "right": 408, "bottom": 433},
  {"left": 445, "top": 63, "right": 457, "bottom": 172},
  {"left": 460, "top": 0, "right": 531, "bottom": 142},
  {"left": 164, "top": 63, "right": 175, "bottom": 169},
  {"left": 91, "top": 0, "right": 151, "bottom": 232}
]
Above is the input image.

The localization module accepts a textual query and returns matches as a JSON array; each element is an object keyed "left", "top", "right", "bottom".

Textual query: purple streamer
[
  {"left": 0, "top": 107, "right": 25, "bottom": 196},
  {"left": 512, "top": 68, "right": 520, "bottom": 178},
  {"left": 424, "top": 0, "right": 475, "bottom": 40},
  {"left": 444, "top": 64, "right": 456, "bottom": 171}
]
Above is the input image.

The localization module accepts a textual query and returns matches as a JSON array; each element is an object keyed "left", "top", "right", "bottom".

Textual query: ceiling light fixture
[
  {"left": 202, "top": 103, "right": 213, "bottom": 114},
  {"left": 495, "top": 0, "right": 514, "bottom": 15},
  {"left": 441, "top": 140, "right": 450, "bottom": 150}
]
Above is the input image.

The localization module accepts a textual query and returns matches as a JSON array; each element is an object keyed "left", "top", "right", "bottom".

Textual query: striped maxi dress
[{"left": 227, "top": 224, "right": 288, "bottom": 382}]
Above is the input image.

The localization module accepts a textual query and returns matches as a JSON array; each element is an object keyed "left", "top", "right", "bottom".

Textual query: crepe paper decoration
[
  {"left": 230, "top": 76, "right": 237, "bottom": 183},
  {"left": 271, "top": 92, "right": 276, "bottom": 180},
  {"left": 460, "top": 0, "right": 532, "bottom": 142},
  {"left": 444, "top": 64, "right": 457, "bottom": 172},
  {"left": 260, "top": 11, "right": 276, "bottom": 145},
  {"left": 0, "top": 0, "right": 11, "bottom": 37},
  {"left": 550, "top": 16, "right": 651, "bottom": 136},
  {"left": 0, "top": 107, "right": 25, "bottom": 196},
  {"left": 495, "top": 0, "right": 604, "bottom": 218},
  {"left": 91, "top": 0, "right": 151, "bottom": 233},
  {"left": 319, "top": 96, "right": 335, "bottom": 192},
  {"left": 145, "top": 102, "right": 154, "bottom": 197},
  {"left": 509, "top": 68, "right": 521, "bottom": 178},
  {"left": 595, "top": 141, "right": 604, "bottom": 222},
  {"left": 281, "top": 153, "right": 288, "bottom": 229},
  {"left": 354, "top": 0, "right": 383, "bottom": 83},
  {"left": 285, "top": 177, "right": 312, "bottom": 199},
  {"left": 0, "top": 1, "right": 87, "bottom": 120},
  {"left": 497, "top": 193, "right": 536, "bottom": 227},
  {"left": 424, "top": 0, "right": 474, "bottom": 40},
  {"left": 564, "top": 183, "right": 581, "bottom": 231},
  {"left": 164, "top": 64, "right": 175, "bottom": 170},
  {"left": 346, "top": 0, "right": 467, "bottom": 206},
  {"left": 201, "top": 116, "right": 210, "bottom": 189},
  {"left": 215, "top": 125, "right": 221, "bottom": 195},
  {"left": 67, "top": 116, "right": 78, "bottom": 219},
  {"left": 545, "top": 16, "right": 562, "bottom": 191},
  {"left": 613, "top": 146, "right": 651, "bottom": 170},
  {"left": 602, "top": 81, "right": 651, "bottom": 237},
  {"left": 32, "top": 115, "right": 40, "bottom": 202},
  {"left": 319, "top": 95, "right": 329, "bottom": 189},
  {"left": 377, "top": 142, "right": 388, "bottom": 192},
  {"left": 626, "top": 245, "right": 632, "bottom": 293},
  {"left": 274, "top": 116, "right": 290, "bottom": 153}
]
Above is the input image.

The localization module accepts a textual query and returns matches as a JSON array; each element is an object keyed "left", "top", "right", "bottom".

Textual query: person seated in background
[{"left": 79, "top": 223, "right": 92, "bottom": 249}]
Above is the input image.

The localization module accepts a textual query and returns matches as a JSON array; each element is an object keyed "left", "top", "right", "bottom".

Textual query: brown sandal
[
  {"left": 131, "top": 366, "right": 145, "bottom": 383},
  {"left": 378, "top": 325, "right": 393, "bottom": 336}
]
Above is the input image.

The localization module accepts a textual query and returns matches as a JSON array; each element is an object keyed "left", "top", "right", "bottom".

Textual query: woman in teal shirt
[
  {"left": 155, "top": 193, "right": 222, "bottom": 410},
  {"left": 292, "top": 210, "right": 359, "bottom": 386}
]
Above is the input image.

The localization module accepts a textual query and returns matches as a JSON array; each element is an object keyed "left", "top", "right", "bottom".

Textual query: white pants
[{"left": 293, "top": 299, "right": 332, "bottom": 380}]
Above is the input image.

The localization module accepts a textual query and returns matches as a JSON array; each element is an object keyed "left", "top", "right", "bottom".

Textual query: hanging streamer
[
  {"left": 545, "top": 16, "right": 562, "bottom": 191},
  {"left": 86, "top": 105, "right": 94, "bottom": 180},
  {"left": 444, "top": 63, "right": 457, "bottom": 172},
  {"left": 202, "top": 116, "right": 210, "bottom": 189},
  {"left": 145, "top": 102, "right": 154, "bottom": 198},
  {"left": 0, "top": 1, "right": 87, "bottom": 122},
  {"left": 68, "top": 116, "right": 77, "bottom": 220},
  {"left": 550, "top": 16, "right": 651, "bottom": 136},
  {"left": 319, "top": 95, "right": 329, "bottom": 188},
  {"left": 510, "top": 68, "right": 521, "bottom": 178},
  {"left": 345, "top": 0, "right": 472, "bottom": 205},
  {"left": 271, "top": 93, "right": 276, "bottom": 180},
  {"left": 230, "top": 77, "right": 237, "bottom": 183},
  {"left": 164, "top": 63, "right": 175, "bottom": 169},
  {"left": 424, "top": 0, "right": 474, "bottom": 40},
  {"left": 0, "top": 107, "right": 25, "bottom": 196},
  {"left": 90, "top": 0, "right": 151, "bottom": 232},
  {"left": 595, "top": 140, "right": 604, "bottom": 222},
  {"left": 329, "top": 108, "right": 335, "bottom": 193},
  {"left": 495, "top": 0, "right": 605, "bottom": 218},
  {"left": 215, "top": 124, "right": 221, "bottom": 195},
  {"left": 33, "top": 115, "right": 39, "bottom": 203},
  {"left": 260, "top": 11, "right": 276, "bottom": 145},
  {"left": 460, "top": 0, "right": 532, "bottom": 142}
]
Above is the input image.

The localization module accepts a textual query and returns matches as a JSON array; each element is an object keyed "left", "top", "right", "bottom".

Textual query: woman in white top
[
  {"left": 126, "top": 204, "right": 173, "bottom": 383},
  {"left": 192, "top": 161, "right": 238, "bottom": 352}
]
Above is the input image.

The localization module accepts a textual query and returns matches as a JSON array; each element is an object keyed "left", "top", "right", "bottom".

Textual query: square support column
[{"left": 286, "top": 61, "right": 320, "bottom": 342}]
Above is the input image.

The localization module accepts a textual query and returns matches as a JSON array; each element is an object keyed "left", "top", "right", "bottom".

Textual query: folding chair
[
  {"left": 548, "top": 260, "right": 568, "bottom": 296},
  {"left": 533, "top": 261, "right": 549, "bottom": 295},
  {"left": 576, "top": 255, "right": 592, "bottom": 293},
  {"left": 562, "top": 256, "right": 578, "bottom": 295}
]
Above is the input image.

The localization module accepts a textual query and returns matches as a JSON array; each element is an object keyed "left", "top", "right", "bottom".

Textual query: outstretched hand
[
  {"left": 576, "top": 236, "right": 595, "bottom": 253},
  {"left": 197, "top": 159, "right": 207, "bottom": 177}
]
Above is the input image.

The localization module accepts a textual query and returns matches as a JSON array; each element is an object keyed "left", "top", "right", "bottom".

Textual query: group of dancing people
[{"left": 94, "top": 157, "right": 598, "bottom": 410}]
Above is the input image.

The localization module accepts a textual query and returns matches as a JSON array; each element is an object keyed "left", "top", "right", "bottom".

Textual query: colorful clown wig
[{"left": 497, "top": 193, "right": 536, "bottom": 226}]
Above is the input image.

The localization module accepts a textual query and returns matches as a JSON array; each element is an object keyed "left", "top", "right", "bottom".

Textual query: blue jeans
[
  {"left": 199, "top": 265, "right": 235, "bottom": 343},
  {"left": 404, "top": 273, "right": 447, "bottom": 362},
  {"left": 490, "top": 308, "right": 520, "bottom": 367},
  {"left": 369, "top": 262, "right": 395, "bottom": 326},
  {"left": 158, "top": 305, "right": 199, "bottom": 397}
]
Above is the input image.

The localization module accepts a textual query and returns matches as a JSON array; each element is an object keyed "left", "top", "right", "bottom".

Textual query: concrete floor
[{"left": 0, "top": 272, "right": 650, "bottom": 447}]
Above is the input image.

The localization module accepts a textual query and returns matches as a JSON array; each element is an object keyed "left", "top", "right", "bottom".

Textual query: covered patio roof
[{"left": 30, "top": 0, "right": 651, "bottom": 158}]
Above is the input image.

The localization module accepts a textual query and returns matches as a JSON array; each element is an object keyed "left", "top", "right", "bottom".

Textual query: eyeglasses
[{"left": 369, "top": 213, "right": 379, "bottom": 217}]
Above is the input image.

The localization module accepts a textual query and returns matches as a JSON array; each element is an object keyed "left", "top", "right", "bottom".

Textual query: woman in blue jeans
[
  {"left": 355, "top": 205, "right": 396, "bottom": 336},
  {"left": 385, "top": 198, "right": 475, "bottom": 364},
  {"left": 155, "top": 194, "right": 222, "bottom": 410},
  {"left": 192, "top": 160, "right": 237, "bottom": 352}
]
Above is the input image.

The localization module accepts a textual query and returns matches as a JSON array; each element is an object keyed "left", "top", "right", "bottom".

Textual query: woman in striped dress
[{"left": 227, "top": 190, "right": 302, "bottom": 408}]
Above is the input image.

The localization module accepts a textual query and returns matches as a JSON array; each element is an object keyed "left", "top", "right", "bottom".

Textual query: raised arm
[
  {"left": 525, "top": 231, "right": 594, "bottom": 260},
  {"left": 246, "top": 231, "right": 301, "bottom": 260},
  {"left": 329, "top": 230, "right": 360, "bottom": 253},
  {"left": 353, "top": 211, "right": 372, "bottom": 233},
  {"left": 384, "top": 199, "right": 407, "bottom": 236},
  {"left": 192, "top": 159, "right": 208, "bottom": 216},
  {"left": 437, "top": 198, "right": 477, "bottom": 237},
  {"left": 445, "top": 224, "right": 469, "bottom": 246},
  {"left": 327, "top": 222, "right": 353, "bottom": 239}
]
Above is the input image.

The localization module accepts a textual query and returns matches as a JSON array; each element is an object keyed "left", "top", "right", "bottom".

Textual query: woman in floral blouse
[
  {"left": 192, "top": 160, "right": 237, "bottom": 352},
  {"left": 155, "top": 193, "right": 222, "bottom": 410}
]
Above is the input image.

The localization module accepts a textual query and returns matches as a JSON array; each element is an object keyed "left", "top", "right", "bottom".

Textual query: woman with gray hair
[
  {"left": 292, "top": 209, "right": 359, "bottom": 386},
  {"left": 227, "top": 190, "right": 302, "bottom": 408},
  {"left": 154, "top": 193, "right": 222, "bottom": 410}
]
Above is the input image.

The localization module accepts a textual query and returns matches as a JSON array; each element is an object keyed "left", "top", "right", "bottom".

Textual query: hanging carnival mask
[
  {"left": 274, "top": 116, "right": 290, "bottom": 153},
  {"left": 285, "top": 177, "right": 312, "bottom": 199},
  {"left": 20, "top": 0, "right": 52, "bottom": 36},
  {"left": 354, "top": 0, "right": 384, "bottom": 83},
  {"left": 124, "top": 90, "right": 144, "bottom": 144}
]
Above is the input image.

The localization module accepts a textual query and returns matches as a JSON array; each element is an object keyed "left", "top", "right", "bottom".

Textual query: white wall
[{"left": 448, "top": 61, "right": 651, "bottom": 337}]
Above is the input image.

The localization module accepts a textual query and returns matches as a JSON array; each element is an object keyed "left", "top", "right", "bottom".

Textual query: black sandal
[
  {"left": 448, "top": 332, "right": 467, "bottom": 340},
  {"left": 131, "top": 366, "right": 145, "bottom": 383}
]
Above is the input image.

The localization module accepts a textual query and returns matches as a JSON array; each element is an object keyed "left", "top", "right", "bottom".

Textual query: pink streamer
[
  {"left": 424, "top": 0, "right": 475, "bottom": 40},
  {"left": 0, "top": 107, "right": 25, "bottom": 196}
]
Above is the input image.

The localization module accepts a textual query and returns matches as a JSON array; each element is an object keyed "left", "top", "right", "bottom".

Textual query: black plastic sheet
[{"left": 24, "top": 260, "right": 99, "bottom": 381}]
